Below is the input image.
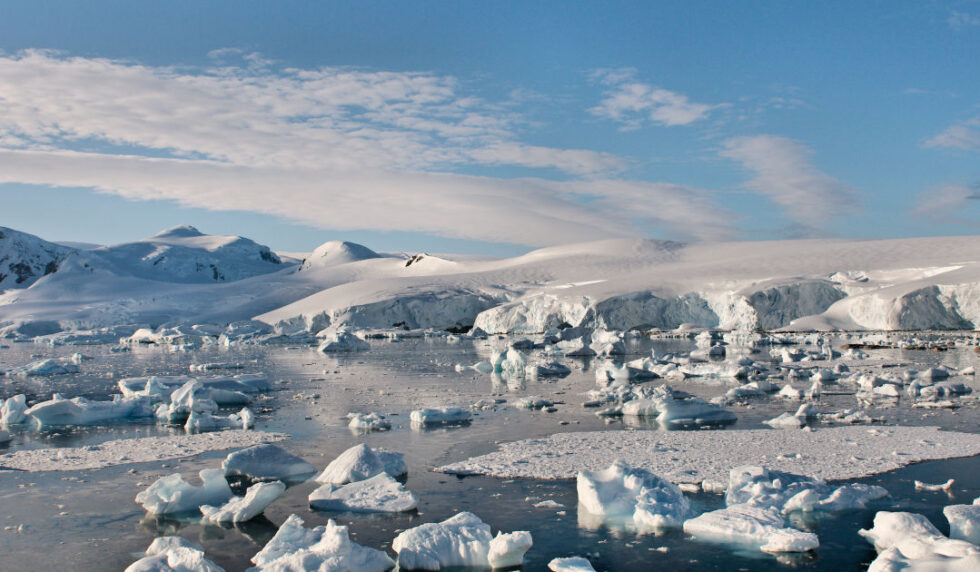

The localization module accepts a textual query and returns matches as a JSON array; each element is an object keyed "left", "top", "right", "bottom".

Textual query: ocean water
[{"left": 0, "top": 335, "right": 978, "bottom": 570}]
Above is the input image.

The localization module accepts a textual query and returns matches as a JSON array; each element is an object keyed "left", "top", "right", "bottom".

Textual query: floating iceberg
[
  {"left": 392, "top": 512, "right": 531, "bottom": 570},
  {"left": 683, "top": 504, "right": 819, "bottom": 553},
  {"left": 317, "top": 329, "right": 370, "bottom": 352},
  {"left": 125, "top": 536, "right": 224, "bottom": 572},
  {"left": 409, "top": 407, "right": 472, "bottom": 427},
  {"left": 315, "top": 444, "right": 407, "bottom": 485},
  {"left": 200, "top": 480, "right": 285, "bottom": 523},
  {"left": 248, "top": 514, "right": 394, "bottom": 572},
  {"left": 347, "top": 412, "right": 391, "bottom": 433},
  {"left": 859, "top": 511, "right": 980, "bottom": 570},
  {"left": 577, "top": 461, "right": 690, "bottom": 532},
  {"left": 488, "top": 531, "right": 534, "bottom": 569},
  {"left": 7, "top": 358, "right": 79, "bottom": 376},
  {"left": 548, "top": 556, "right": 596, "bottom": 571},
  {"left": 726, "top": 465, "right": 887, "bottom": 514},
  {"left": 136, "top": 468, "right": 233, "bottom": 515},
  {"left": 944, "top": 501, "right": 980, "bottom": 545},
  {"left": 309, "top": 472, "right": 418, "bottom": 513},
  {"left": 25, "top": 395, "right": 154, "bottom": 427},
  {"left": 1, "top": 394, "right": 29, "bottom": 425},
  {"left": 222, "top": 444, "right": 317, "bottom": 482}
]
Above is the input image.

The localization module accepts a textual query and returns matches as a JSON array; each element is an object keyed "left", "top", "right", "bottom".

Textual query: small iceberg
[
  {"left": 200, "top": 480, "right": 285, "bottom": 523},
  {"left": 309, "top": 472, "right": 418, "bottom": 513},
  {"left": 222, "top": 444, "right": 317, "bottom": 483},
  {"left": 136, "top": 468, "right": 233, "bottom": 515},
  {"left": 125, "top": 536, "right": 224, "bottom": 572},
  {"left": 392, "top": 512, "right": 531, "bottom": 570},
  {"left": 577, "top": 461, "right": 690, "bottom": 532},
  {"left": 315, "top": 443, "right": 407, "bottom": 485},
  {"left": 249, "top": 514, "right": 394, "bottom": 571}
]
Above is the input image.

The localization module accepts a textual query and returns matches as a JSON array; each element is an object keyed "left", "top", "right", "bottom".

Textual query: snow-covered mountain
[
  {"left": 0, "top": 225, "right": 979, "bottom": 335},
  {"left": 0, "top": 226, "right": 74, "bottom": 290},
  {"left": 91, "top": 225, "right": 285, "bottom": 283}
]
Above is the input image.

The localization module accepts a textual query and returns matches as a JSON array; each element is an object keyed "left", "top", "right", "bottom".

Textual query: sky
[{"left": 0, "top": 0, "right": 978, "bottom": 256}]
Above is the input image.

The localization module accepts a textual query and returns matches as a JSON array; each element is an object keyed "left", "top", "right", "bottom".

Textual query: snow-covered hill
[
  {"left": 0, "top": 226, "right": 74, "bottom": 290},
  {"left": 90, "top": 225, "right": 285, "bottom": 283},
  {"left": 0, "top": 225, "right": 978, "bottom": 335}
]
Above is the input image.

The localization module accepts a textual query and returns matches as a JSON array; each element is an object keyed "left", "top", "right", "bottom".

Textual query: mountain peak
[{"left": 154, "top": 225, "right": 204, "bottom": 239}]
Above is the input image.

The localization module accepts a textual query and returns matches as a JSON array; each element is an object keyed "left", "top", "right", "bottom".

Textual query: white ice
[
  {"left": 317, "top": 329, "right": 370, "bottom": 352},
  {"left": 25, "top": 394, "right": 154, "bottom": 427},
  {"left": 347, "top": 412, "right": 391, "bottom": 433},
  {"left": 200, "top": 480, "right": 285, "bottom": 523},
  {"left": 859, "top": 511, "right": 980, "bottom": 571},
  {"left": 576, "top": 461, "right": 690, "bottom": 532},
  {"left": 409, "top": 407, "right": 472, "bottom": 427},
  {"left": 248, "top": 514, "right": 394, "bottom": 572},
  {"left": 683, "top": 504, "right": 820, "bottom": 553},
  {"left": 222, "top": 444, "right": 317, "bottom": 482},
  {"left": 308, "top": 472, "right": 418, "bottom": 513},
  {"left": 135, "top": 468, "right": 234, "bottom": 515},
  {"left": 392, "top": 511, "right": 531, "bottom": 570},
  {"left": 1, "top": 394, "right": 29, "bottom": 425},
  {"left": 315, "top": 443, "right": 407, "bottom": 485},
  {"left": 548, "top": 556, "right": 597, "bottom": 571},
  {"left": 125, "top": 536, "right": 224, "bottom": 572},
  {"left": 944, "top": 501, "right": 980, "bottom": 545}
]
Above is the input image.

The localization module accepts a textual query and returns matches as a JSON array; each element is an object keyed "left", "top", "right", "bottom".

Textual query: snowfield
[
  {"left": 438, "top": 426, "right": 980, "bottom": 484},
  {"left": 1, "top": 225, "right": 979, "bottom": 335}
]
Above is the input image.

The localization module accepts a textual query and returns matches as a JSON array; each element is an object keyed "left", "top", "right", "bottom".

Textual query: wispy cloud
[
  {"left": 0, "top": 51, "right": 737, "bottom": 245},
  {"left": 589, "top": 68, "right": 723, "bottom": 129},
  {"left": 925, "top": 118, "right": 980, "bottom": 150},
  {"left": 912, "top": 182, "right": 980, "bottom": 227},
  {"left": 948, "top": 10, "right": 980, "bottom": 29},
  {"left": 720, "top": 135, "right": 857, "bottom": 227}
]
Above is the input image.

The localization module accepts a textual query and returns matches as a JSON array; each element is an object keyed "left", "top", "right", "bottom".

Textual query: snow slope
[
  {"left": 0, "top": 226, "right": 74, "bottom": 290},
  {"left": 1, "top": 225, "right": 979, "bottom": 334}
]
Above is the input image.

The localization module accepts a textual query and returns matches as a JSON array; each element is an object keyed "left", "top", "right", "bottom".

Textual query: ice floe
[
  {"left": 683, "top": 504, "right": 820, "bottom": 553},
  {"left": 409, "top": 407, "right": 472, "bottom": 427},
  {"left": 309, "top": 472, "right": 418, "bottom": 513},
  {"left": 221, "top": 444, "right": 317, "bottom": 482},
  {"left": 392, "top": 512, "right": 531, "bottom": 570},
  {"left": 25, "top": 394, "right": 154, "bottom": 427},
  {"left": 945, "top": 500, "right": 980, "bottom": 545},
  {"left": 136, "top": 468, "right": 234, "bottom": 515},
  {"left": 859, "top": 511, "right": 980, "bottom": 570},
  {"left": 200, "top": 480, "right": 285, "bottom": 523},
  {"left": 125, "top": 536, "right": 224, "bottom": 572},
  {"left": 248, "top": 513, "right": 394, "bottom": 571},
  {"left": 347, "top": 412, "right": 391, "bottom": 433},
  {"left": 576, "top": 461, "right": 690, "bottom": 532},
  {"left": 548, "top": 556, "right": 596, "bottom": 571},
  {"left": 439, "top": 427, "right": 980, "bottom": 484},
  {"left": 0, "top": 430, "right": 287, "bottom": 472},
  {"left": 314, "top": 443, "right": 407, "bottom": 485}
]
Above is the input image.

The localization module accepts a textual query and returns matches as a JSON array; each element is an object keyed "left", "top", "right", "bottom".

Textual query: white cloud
[
  {"left": 720, "top": 135, "right": 857, "bottom": 226},
  {"left": 0, "top": 51, "right": 741, "bottom": 245},
  {"left": 912, "top": 183, "right": 980, "bottom": 227},
  {"left": 589, "top": 68, "right": 722, "bottom": 129},
  {"left": 925, "top": 119, "right": 980, "bottom": 150},
  {"left": 948, "top": 11, "right": 980, "bottom": 29}
]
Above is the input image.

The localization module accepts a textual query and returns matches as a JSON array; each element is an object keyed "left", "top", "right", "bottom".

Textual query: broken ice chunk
[
  {"left": 309, "top": 473, "right": 418, "bottom": 513},
  {"left": 136, "top": 468, "right": 233, "bottom": 515},
  {"left": 315, "top": 443, "right": 406, "bottom": 485},
  {"left": 222, "top": 444, "right": 316, "bottom": 483},
  {"left": 200, "top": 480, "right": 285, "bottom": 523}
]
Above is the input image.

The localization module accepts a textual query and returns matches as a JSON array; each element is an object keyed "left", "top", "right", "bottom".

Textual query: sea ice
[
  {"left": 309, "top": 472, "right": 418, "bottom": 513},
  {"left": 409, "top": 407, "right": 472, "bottom": 427},
  {"left": 725, "top": 465, "right": 887, "bottom": 514},
  {"left": 222, "top": 444, "right": 317, "bottom": 482},
  {"left": 125, "top": 536, "right": 224, "bottom": 572},
  {"left": 439, "top": 427, "right": 980, "bottom": 484},
  {"left": 317, "top": 329, "right": 370, "bottom": 352},
  {"left": 0, "top": 394, "right": 28, "bottom": 425},
  {"left": 314, "top": 443, "right": 407, "bottom": 485},
  {"left": 347, "top": 412, "right": 391, "bottom": 433},
  {"left": 136, "top": 468, "right": 234, "bottom": 515},
  {"left": 248, "top": 514, "right": 394, "bottom": 572},
  {"left": 7, "top": 358, "right": 79, "bottom": 376},
  {"left": 487, "top": 531, "right": 533, "bottom": 569},
  {"left": 944, "top": 501, "right": 980, "bottom": 545},
  {"left": 682, "top": 504, "right": 819, "bottom": 553},
  {"left": 915, "top": 478, "right": 954, "bottom": 492},
  {"left": 25, "top": 394, "right": 154, "bottom": 427},
  {"left": 576, "top": 461, "right": 690, "bottom": 532},
  {"left": 859, "top": 511, "right": 980, "bottom": 570},
  {"left": 200, "top": 480, "right": 285, "bottom": 523},
  {"left": 392, "top": 511, "right": 530, "bottom": 570},
  {"left": 548, "top": 556, "right": 596, "bottom": 571}
]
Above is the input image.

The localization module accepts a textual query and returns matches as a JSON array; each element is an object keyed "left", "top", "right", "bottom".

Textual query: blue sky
[{"left": 0, "top": 1, "right": 978, "bottom": 255}]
